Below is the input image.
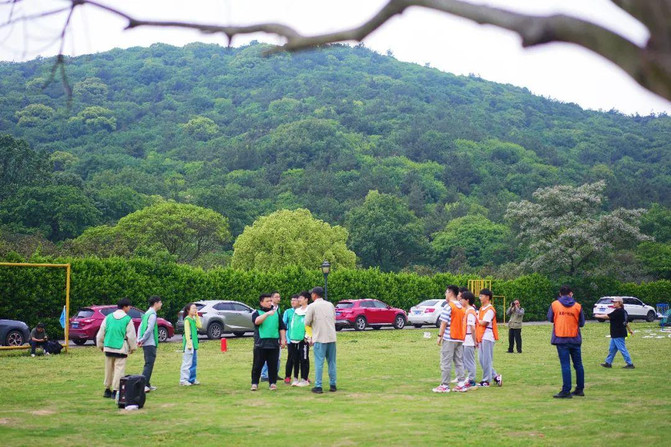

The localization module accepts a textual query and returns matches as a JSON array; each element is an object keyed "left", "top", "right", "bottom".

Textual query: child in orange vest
[
  {"left": 433, "top": 285, "right": 466, "bottom": 393},
  {"left": 476, "top": 289, "right": 501, "bottom": 387}
]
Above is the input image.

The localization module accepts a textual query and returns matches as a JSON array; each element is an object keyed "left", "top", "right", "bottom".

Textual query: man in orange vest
[
  {"left": 547, "top": 285, "right": 585, "bottom": 399},
  {"left": 432, "top": 285, "right": 466, "bottom": 393}
]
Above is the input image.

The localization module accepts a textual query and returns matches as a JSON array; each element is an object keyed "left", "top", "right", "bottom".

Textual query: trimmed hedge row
[{"left": 1, "top": 257, "right": 669, "bottom": 339}]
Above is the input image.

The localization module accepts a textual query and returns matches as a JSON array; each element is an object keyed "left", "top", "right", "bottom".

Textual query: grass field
[{"left": 1, "top": 323, "right": 670, "bottom": 446}]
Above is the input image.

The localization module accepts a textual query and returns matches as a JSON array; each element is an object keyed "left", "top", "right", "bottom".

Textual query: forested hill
[{"left": 1, "top": 42, "right": 670, "bottom": 269}]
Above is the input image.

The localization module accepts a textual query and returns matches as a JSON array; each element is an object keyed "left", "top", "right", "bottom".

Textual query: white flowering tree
[{"left": 505, "top": 181, "right": 650, "bottom": 277}]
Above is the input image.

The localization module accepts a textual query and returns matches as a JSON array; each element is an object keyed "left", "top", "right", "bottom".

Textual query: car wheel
[
  {"left": 5, "top": 330, "right": 25, "bottom": 346},
  {"left": 413, "top": 324, "right": 423, "bottom": 328},
  {"left": 354, "top": 316, "right": 367, "bottom": 331},
  {"left": 646, "top": 310, "right": 656, "bottom": 322},
  {"left": 393, "top": 314, "right": 406, "bottom": 329},
  {"left": 335, "top": 326, "right": 343, "bottom": 331},
  {"left": 207, "top": 322, "right": 223, "bottom": 339},
  {"left": 233, "top": 331, "right": 246, "bottom": 337},
  {"left": 158, "top": 326, "right": 169, "bottom": 342},
  {"left": 596, "top": 319, "right": 605, "bottom": 323},
  {"left": 372, "top": 326, "right": 381, "bottom": 330},
  {"left": 72, "top": 338, "right": 87, "bottom": 346}
]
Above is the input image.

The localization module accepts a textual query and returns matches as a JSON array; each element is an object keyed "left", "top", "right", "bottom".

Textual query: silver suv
[{"left": 177, "top": 300, "right": 255, "bottom": 339}]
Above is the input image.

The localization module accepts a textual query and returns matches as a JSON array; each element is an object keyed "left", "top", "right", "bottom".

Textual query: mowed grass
[{"left": 1, "top": 323, "right": 670, "bottom": 446}]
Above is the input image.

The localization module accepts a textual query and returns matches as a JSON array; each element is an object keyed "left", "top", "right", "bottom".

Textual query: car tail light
[
  {"left": 197, "top": 312, "right": 204, "bottom": 316},
  {"left": 424, "top": 308, "right": 435, "bottom": 313},
  {"left": 83, "top": 319, "right": 93, "bottom": 323}
]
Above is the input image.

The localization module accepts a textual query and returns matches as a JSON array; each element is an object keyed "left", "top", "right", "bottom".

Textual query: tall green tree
[
  {"left": 0, "top": 134, "right": 51, "bottom": 199},
  {"left": 505, "top": 181, "right": 650, "bottom": 277},
  {"left": 345, "top": 190, "right": 428, "bottom": 271},
  {"left": 231, "top": 208, "right": 355, "bottom": 271}
]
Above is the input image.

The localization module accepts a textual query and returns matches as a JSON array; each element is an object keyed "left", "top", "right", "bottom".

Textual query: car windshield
[
  {"left": 336, "top": 303, "right": 353, "bottom": 309},
  {"left": 75, "top": 309, "right": 94, "bottom": 318},
  {"left": 597, "top": 298, "right": 614, "bottom": 304},
  {"left": 418, "top": 300, "right": 439, "bottom": 307}
]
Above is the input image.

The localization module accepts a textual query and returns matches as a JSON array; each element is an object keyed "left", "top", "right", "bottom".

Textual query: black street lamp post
[{"left": 320, "top": 260, "right": 331, "bottom": 301}]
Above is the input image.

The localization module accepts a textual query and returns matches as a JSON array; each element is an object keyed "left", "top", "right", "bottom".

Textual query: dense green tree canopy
[{"left": 231, "top": 208, "right": 355, "bottom": 271}]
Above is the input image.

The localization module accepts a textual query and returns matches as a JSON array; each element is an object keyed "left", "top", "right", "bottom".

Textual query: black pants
[
  {"left": 29, "top": 340, "right": 47, "bottom": 354},
  {"left": 508, "top": 328, "right": 522, "bottom": 353},
  {"left": 287, "top": 341, "right": 310, "bottom": 380},
  {"left": 142, "top": 345, "right": 157, "bottom": 387},
  {"left": 252, "top": 347, "right": 280, "bottom": 385}
]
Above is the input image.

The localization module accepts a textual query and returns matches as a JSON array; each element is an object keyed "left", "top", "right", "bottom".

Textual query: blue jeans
[
  {"left": 313, "top": 342, "right": 337, "bottom": 388},
  {"left": 180, "top": 348, "right": 198, "bottom": 383},
  {"left": 556, "top": 343, "right": 584, "bottom": 393},
  {"left": 605, "top": 337, "right": 632, "bottom": 365}
]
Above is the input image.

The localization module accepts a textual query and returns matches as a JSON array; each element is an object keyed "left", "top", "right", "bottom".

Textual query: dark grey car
[
  {"left": 176, "top": 300, "right": 255, "bottom": 339},
  {"left": 0, "top": 319, "right": 31, "bottom": 346}
]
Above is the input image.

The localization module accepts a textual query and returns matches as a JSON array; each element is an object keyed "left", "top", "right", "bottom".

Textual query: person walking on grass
[
  {"left": 97, "top": 297, "right": 137, "bottom": 399},
  {"left": 261, "top": 291, "right": 282, "bottom": 382},
  {"left": 180, "top": 302, "right": 202, "bottom": 386},
  {"left": 137, "top": 295, "right": 162, "bottom": 393},
  {"left": 282, "top": 294, "right": 299, "bottom": 384},
  {"left": 433, "top": 285, "right": 466, "bottom": 393},
  {"left": 476, "top": 289, "right": 502, "bottom": 388},
  {"left": 29, "top": 323, "right": 48, "bottom": 357},
  {"left": 288, "top": 292, "right": 312, "bottom": 387},
  {"left": 548, "top": 285, "right": 585, "bottom": 399},
  {"left": 251, "top": 294, "right": 287, "bottom": 391},
  {"left": 506, "top": 299, "right": 524, "bottom": 353},
  {"left": 305, "top": 286, "right": 337, "bottom": 394},
  {"left": 595, "top": 296, "right": 635, "bottom": 369}
]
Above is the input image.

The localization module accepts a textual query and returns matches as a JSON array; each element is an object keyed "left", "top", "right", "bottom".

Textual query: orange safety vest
[
  {"left": 551, "top": 300, "right": 582, "bottom": 338},
  {"left": 476, "top": 304, "right": 499, "bottom": 342},
  {"left": 448, "top": 301, "right": 466, "bottom": 341}
]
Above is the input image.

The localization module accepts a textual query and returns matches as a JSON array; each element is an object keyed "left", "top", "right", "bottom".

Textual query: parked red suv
[
  {"left": 69, "top": 305, "right": 174, "bottom": 345},
  {"left": 335, "top": 299, "right": 407, "bottom": 331}
]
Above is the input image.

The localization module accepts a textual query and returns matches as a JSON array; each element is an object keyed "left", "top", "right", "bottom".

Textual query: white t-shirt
[
  {"left": 463, "top": 311, "right": 477, "bottom": 347},
  {"left": 481, "top": 306, "right": 495, "bottom": 342}
]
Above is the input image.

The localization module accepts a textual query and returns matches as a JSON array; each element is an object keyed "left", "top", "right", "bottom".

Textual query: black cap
[
  {"left": 310, "top": 286, "right": 325, "bottom": 297},
  {"left": 37, "top": 322, "right": 45, "bottom": 328}
]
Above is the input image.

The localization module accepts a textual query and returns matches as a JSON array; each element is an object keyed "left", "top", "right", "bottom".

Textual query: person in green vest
[
  {"left": 180, "top": 302, "right": 202, "bottom": 386},
  {"left": 137, "top": 295, "right": 162, "bottom": 393},
  {"left": 96, "top": 297, "right": 137, "bottom": 399},
  {"left": 251, "top": 294, "right": 287, "bottom": 391},
  {"left": 282, "top": 294, "right": 299, "bottom": 384},
  {"left": 288, "top": 291, "right": 313, "bottom": 387}
]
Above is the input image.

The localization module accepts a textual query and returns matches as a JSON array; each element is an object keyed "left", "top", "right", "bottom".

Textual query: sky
[{"left": 1, "top": 0, "right": 669, "bottom": 116}]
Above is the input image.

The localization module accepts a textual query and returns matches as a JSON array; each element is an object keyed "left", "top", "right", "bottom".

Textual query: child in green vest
[
  {"left": 96, "top": 297, "right": 137, "bottom": 399},
  {"left": 251, "top": 294, "right": 287, "bottom": 391},
  {"left": 180, "top": 303, "right": 202, "bottom": 386},
  {"left": 288, "top": 291, "right": 312, "bottom": 387},
  {"left": 282, "top": 294, "right": 299, "bottom": 384},
  {"left": 137, "top": 295, "right": 162, "bottom": 392}
]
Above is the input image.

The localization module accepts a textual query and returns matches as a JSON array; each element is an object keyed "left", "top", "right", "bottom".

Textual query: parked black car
[{"left": 0, "top": 319, "right": 31, "bottom": 346}]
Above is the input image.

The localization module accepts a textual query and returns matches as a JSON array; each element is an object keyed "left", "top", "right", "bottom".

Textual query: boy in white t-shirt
[
  {"left": 457, "top": 291, "right": 478, "bottom": 391},
  {"left": 476, "top": 289, "right": 502, "bottom": 387}
]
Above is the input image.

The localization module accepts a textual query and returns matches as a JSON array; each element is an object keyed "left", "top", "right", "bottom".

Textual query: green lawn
[{"left": 1, "top": 323, "right": 670, "bottom": 446}]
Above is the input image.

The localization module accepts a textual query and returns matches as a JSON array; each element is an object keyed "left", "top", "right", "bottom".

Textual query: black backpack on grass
[
  {"left": 45, "top": 340, "right": 63, "bottom": 354},
  {"left": 117, "top": 375, "right": 146, "bottom": 409}
]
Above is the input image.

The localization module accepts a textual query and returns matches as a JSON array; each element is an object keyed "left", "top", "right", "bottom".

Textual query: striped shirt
[{"left": 439, "top": 301, "right": 463, "bottom": 342}]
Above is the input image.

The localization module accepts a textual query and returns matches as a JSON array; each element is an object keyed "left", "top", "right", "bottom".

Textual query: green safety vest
[
  {"left": 103, "top": 313, "right": 132, "bottom": 349},
  {"left": 139, "top": 309, "right": 158, "bottom": 344},
  {"left": 183, "top": 316, "right": 199, "bottom": 350},
  {"left": 289, "top": 312, "right": 306, "bottom": 342},
  {"left": 258, "top": 310, "right": 279, "bottom": 339}
]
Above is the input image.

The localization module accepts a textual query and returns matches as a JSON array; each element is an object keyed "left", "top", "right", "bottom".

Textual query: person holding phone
[{"left": 506, "top": 299, "right": 525, "bottom": 353}]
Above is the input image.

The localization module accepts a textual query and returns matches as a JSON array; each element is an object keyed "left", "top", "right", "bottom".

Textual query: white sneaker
[
  {"left": 149, "top": 386, "right": 157, "bottom": 391},
  {"left": 450, "top": 378, "right": 459, "bottom": 383},
  {"left": 192, "top": 380, "right": 201, "bottom": 385},
  {"left": 296, "top": 379, "right": 310, "bottom": 387},
  {"left": 291, "top": 379, "right": 299, "bottom": 387},
  {"left": 432, "top": 385, "right": 450, "bottom": 393},
  {"left": 495, "top": 374, "right": 503, "bottom": 387},
  {"left": 144, "top": 386, "right": 151, "bottom": 393},
  {"left": 45, "top": 352, "right": 50, "bottom": 356},
  {"left": 179, "top": 381, "right": 191, "bottom": 386},
  {"left": 31, "top": 354, "right": 35, "bottom": 357}
]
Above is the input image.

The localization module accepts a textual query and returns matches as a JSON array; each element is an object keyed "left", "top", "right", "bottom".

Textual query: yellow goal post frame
[
  {"left": 0, "top": 262, "right": 70, "bottom": 352},
  {"left": 467, "top": 279, "right": 507, "bottom": 324}
]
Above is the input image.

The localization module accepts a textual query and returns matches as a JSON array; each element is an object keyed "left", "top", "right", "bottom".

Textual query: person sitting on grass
[
  {"left": 180, "top": 302, "right": 202, "bottom": 386},
  {"left": 595, "top": 296, "right": 635, "bottom": 369},
  {"left": 251, "top": 294, "right": 287, "bottom": 391},
  {"left": 97, "top": 297, "right": 137, "bottom": 399},
  {"left": 29, "top": 323, "right": 48, "bottom": 357}
]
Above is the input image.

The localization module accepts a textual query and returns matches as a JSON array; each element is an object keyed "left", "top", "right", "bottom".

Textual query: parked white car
[
  {"left": 408, "top": 299, "right": 447, "bottom": 328},
  {"left": 593, "top": 296, "right": 657, "bottom": 322}
]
